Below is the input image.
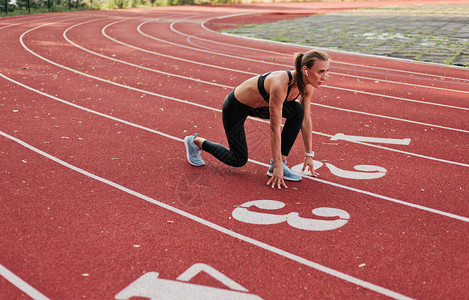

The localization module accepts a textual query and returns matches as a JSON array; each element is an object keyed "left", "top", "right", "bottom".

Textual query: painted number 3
[{"left": 232, "top": 200, "right": 349, "bottom": 231}]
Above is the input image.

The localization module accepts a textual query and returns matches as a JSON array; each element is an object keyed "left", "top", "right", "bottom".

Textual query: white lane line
[
  {"left": 1, "top": 72, "right": 468, "bottom": 223},
  {"left": 326, "top": 85, "right": 469, "bottom": 111},
  {"left": 0, "top": 130, "right": 413, "bottom": 300},
  {"left": 12, "top": 21, "right": 469, "bottom": 167},
  {"left": 167, "top": 15, "right": 469, "bottom": 95},
  {"left": 0, "top": 16, "right": 59, "bottom": 30},
  {"left": 63, "top": 20, "right": 469, "bottom": 165},
  {"left": 314, "top": 128, "right": 469, "bottom": 168},
  {"left": 104, "top": 19, "right": 256, "bottom": 75},
  {"left": 133, "top": 18, "right": 469, "bottom": 111},
  {"left": 200, "top": 15, "right": 469, "bottom": 84},
  {"left": 68, "top": 18, "right": 469, "bottom": 113},
  {"left": 0, "top": 73, "right": 183, "bottom": 143},
  {"left": 64, "top": 19, "right": 232, "bottom": 89},
  {"left": 183, "top": 33, "right": 469, "bottom": 103},
  {"left": 93, "top": 19, "right": 469, "bottom": 126},
  {"left": 330, "top": 133, "right": 411, "bottom": 145},
  {"left": 0, "top": 264, "right": 49, "bottom": 300},
  {"left": 313, "top": 102, "right": 469, "bottom": 134},
  {"left": 295, "top": 169, "right": 469, "bottom": 223}
]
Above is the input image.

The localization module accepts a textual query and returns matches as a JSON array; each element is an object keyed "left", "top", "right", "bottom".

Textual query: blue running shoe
[
  {"left": 266, "top": 159, "right": 302, "bottom": 181},
  {"left": 184, "top": 134, "right": 205, "bottom": 166}
]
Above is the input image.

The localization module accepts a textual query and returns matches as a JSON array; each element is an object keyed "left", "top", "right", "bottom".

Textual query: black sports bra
[{"left": 257, "top": 70, "right": 299, "bottom": 103}]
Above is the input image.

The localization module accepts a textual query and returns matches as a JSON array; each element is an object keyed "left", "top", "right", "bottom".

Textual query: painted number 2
[
  {"left": 292, "top": 160, "right": 387, "bottom": 180},
  {"left": 232, "top": 200, "right": 349, "bottom": 231}
]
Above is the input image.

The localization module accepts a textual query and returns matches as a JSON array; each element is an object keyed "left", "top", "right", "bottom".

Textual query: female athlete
[{"left": 184, "top": 49, "right": 330, "bottom": 189}]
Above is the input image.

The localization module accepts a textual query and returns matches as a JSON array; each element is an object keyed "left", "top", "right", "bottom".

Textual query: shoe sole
[
  {"left": 184, "top": 137, "right": 204, "bottom": 167},
  {"left": 266, "top": 170, "right": 302, "bottom": 182}
]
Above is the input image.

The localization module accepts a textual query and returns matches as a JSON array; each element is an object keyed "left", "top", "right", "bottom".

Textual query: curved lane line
[
  {"left": 0, "top": 15, "right": 60, "bottom": 30},
  {"left": 113, "top": 20, "right": 469, "bottom": 123},
  {"left": 168, "top": 15, "right": 469, "bottom": 94},
  {"left": 105, "top": 18, "right": 256, "bottom": 75},
  {"left": 72, "top": 18, "right": 469, "bottom": 112},
  {"left": 137, "top": 18, "right": 469, "bottom": 109},
  {"left": 66, "top": 19, "right": 232, "bottom": 89},
  {"left": 15, "top": 20, "right": 469, "bottom": 166}
]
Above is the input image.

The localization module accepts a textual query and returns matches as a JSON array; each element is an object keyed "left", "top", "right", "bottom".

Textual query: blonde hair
[{"left": 292, "top": 49, "right": 329, "bottom": 98}]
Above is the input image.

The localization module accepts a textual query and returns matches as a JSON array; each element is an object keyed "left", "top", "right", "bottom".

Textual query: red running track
[{"left": 1, "top": 1, "right": 468, "bottom": 299}]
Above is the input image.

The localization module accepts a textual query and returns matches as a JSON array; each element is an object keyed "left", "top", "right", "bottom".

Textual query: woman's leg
[
  {"left": 200, "top": 90, "right": 250, "bottom": 167},
  {"left": 249, "top": 101, "right": 304, "bottom": 158},
  {"left": 280, "top": 100, "right": 304, "bottom": 156},
  {"left": 249, "top": 101, "right": 303, "bottom": 181}
]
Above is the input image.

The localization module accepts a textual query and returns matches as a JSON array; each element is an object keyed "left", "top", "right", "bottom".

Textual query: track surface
[{"left": 1, "top": 1, "right": 468, "bottom": 299}]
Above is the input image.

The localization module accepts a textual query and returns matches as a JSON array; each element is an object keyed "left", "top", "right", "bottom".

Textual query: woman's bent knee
[{"left": 229, "top": 156, "right": 248, "bottom": 168}]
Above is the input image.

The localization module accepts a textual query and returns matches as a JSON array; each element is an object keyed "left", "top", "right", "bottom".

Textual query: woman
[{"left": 184, "top": 49, "right": 330, "bottom": 189}]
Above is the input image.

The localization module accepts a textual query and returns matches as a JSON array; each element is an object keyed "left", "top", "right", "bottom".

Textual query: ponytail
[
  {"left": 291, "top": 49, "right": 329, "bottom": 98},
  {"left": 293, "top": 53, "right": 305, "bottom": 99}
]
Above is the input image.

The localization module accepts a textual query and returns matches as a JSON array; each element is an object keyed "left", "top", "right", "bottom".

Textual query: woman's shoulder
[{"left": 267, "top": 70, "right": 291, "bottom": 85}]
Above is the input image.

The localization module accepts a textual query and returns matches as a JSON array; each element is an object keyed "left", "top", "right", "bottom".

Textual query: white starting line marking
[
  {"left": 0, "top": 131, "right": 413, "bottom": 300},
  {"left": 0, "top": 264, "right": 49, "bottom": 300},
  {"left": 176, "top": 263, "right": 247, "bottom": 291},
  {"left": 331, "top": 133, "right": 411, "bottom": 145},
  {"left": 115, "top": 272, "right": 261, "bottom": 300},
  {"left": 115, "top": 263, "right": 261, "bottom": 299}
]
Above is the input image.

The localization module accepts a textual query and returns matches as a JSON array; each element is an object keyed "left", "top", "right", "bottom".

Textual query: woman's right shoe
[
  {"left": 266, "top": 159, "right": 302, "bottom": 181},
  {"left": 184, "top": 134, "right": 205, "bottom": 166}
]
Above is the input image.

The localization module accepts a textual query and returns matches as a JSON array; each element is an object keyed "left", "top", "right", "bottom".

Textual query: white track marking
[
  {"left": 326, "top": 59, "right": 469, "bottom": 83},
  {"left": 1, "top": 72, "right": 468, "bottom": 223},
  {"left": 176, "top": 263, "right": 248, "bottom": 291},
  {"left": 104, "top": 19, "right": 257, "bottom": 75},
  {"left": 326, "top": 85, "right": 469, "bottom": 111},
  {"left": 313, "top": 102, "right": 469, "bottom": 134},
  {"left": 65, "top": 19, "right": 232, "bottom": 89},
  {"left": 312, "top": 129, "right": 468, "bottom": 167},
  {"left": 0, "top": 264, "right": 49, "bottom": 300},
  {"left": 96, "top": 20, "right": 469, "bottom": 129},
  {"left": 71, "top": 18, "right": 468, "bottom": 112},
  {"left": 330, "top": 133, "right": 411, "bottom": 145},
  {"left": 0, "top": 73, "right": 184, "bottom": 143},
  {"left": 167, "top": 15, "right": 469, "bottom": 95},
  {"left": 0, "top": 130, "right": 415, "bottom": 300},
  {"left": 135, "top": 18, "right": 469, "bottom": 110},
  {"left": 9, "top": 21, "right": 468, "bottom": 167},
  {"left": 0, "top": 16, "right": 60, "bottom": 30},
  {"left": 169, "top": 16, "right": 288, "bottom": 65}
]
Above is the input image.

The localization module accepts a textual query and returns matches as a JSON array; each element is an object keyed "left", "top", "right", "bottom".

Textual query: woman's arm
[
  {"left": 267, "top": 76, "right": 288, "bottom": 189},
  {"left": 300, "top": 86, "right": 319, "bottom": 177}
]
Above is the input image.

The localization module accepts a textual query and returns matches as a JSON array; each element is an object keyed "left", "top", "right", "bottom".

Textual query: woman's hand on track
[
  {"left": 267, "top": 168, "right": 288, "bottom": 189},
  {"left": 303, "top": 157, "right": 319, "bottom": 177}
]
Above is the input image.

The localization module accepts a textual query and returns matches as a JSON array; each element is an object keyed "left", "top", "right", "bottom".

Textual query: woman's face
[{"left": 304, "top": 59, "right": 330, "bottom": 88}]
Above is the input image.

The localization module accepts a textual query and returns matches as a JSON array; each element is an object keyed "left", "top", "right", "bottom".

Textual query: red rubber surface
[{"left": 1, "top": 1, "right": 468, "bottom": 299}]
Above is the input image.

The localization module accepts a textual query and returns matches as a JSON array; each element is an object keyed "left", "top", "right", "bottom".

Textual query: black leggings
[{"left": 202, "top": 89, "right": 304, "bottom": 167}]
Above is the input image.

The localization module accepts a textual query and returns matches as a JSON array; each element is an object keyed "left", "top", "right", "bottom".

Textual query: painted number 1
[{"left": 290, "top": 133, "right": 412, "bottom": 179}]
